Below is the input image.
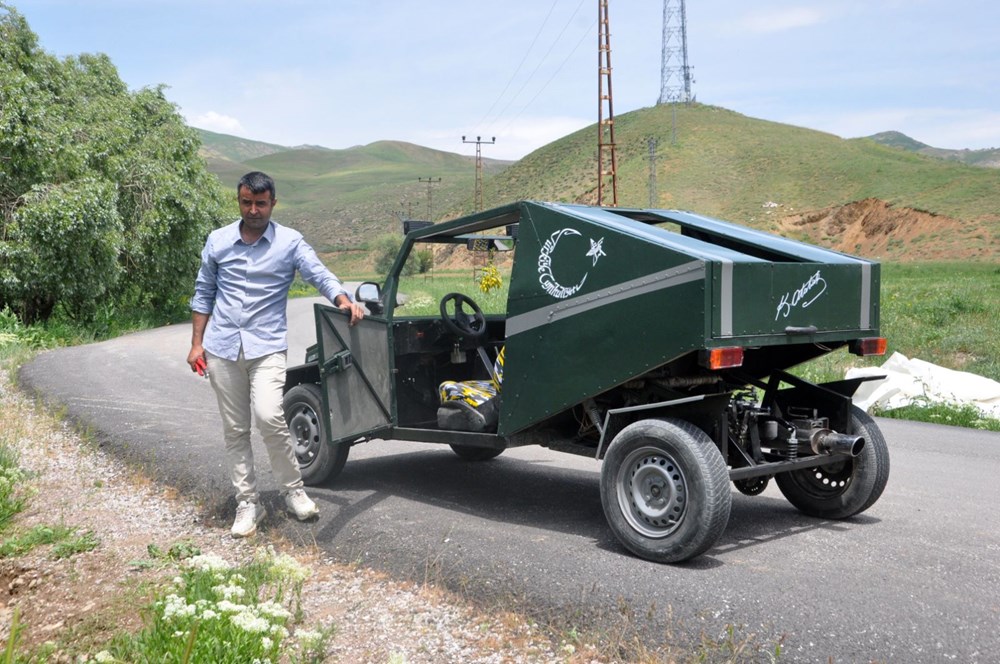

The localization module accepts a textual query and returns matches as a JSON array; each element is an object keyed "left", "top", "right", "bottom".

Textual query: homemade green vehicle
[{"left": 282, "top": 201, "right": 889, "bottom": 563}]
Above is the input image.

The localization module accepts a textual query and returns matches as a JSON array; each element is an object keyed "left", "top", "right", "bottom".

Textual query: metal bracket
[{"left": 321, "top": 349, "right": 353, "bottom": 376}]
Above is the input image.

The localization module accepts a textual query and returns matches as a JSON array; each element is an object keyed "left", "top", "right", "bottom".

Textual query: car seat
[{"left": 437, "top": 347, "right": 504, "bottom": 432}]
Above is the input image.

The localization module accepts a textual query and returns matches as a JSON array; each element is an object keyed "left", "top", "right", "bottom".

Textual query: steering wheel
[{"left": 439, "top": 292, "right": 487, "bottom": 340}]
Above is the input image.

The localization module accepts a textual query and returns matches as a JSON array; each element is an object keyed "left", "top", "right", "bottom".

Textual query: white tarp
[{"left": 846, "top": 352, "right": 1000, "bottom": 418}]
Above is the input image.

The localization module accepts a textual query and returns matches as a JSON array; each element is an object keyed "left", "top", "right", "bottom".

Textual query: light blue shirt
[{"left": 191, "top": 219, "right": 349, "bottom": 361}]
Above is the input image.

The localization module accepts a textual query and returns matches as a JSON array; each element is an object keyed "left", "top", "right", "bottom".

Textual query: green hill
[
  {"left": 491, "top": 104, "right": 1000, "bottom": 223},
  {"left": 195, "top": 104, "right": 1000, "bottom": 260},
  {"left": 866, "top": 130, "right": 1000, "bottom": 169},
  {"left": 195, "top": 128, "right": 293, "bottom": 162},
  {"left": 199, "top": 133, "right": 511, "bottom": 250},
  {"left": 484, "top": 104, "right": 1000, "bottom": 260}
]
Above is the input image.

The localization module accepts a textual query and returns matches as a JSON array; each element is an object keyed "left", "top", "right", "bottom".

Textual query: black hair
[{"left": 237, "top": 171, "right": 276, "bottom": 200}]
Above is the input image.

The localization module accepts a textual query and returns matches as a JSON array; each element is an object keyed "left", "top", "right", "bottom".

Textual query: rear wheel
[
  {"left": 449, "top": 444, "right": 504, "bottom": 461},
  {"left": 283, "top": 384, "right": 349, "bottom": 486},
  {"left": 600, "top": 418, "right": 731, "bottom": 563},
  {"left": 775, "top": 406, "right": 889, "bottom": 519}
]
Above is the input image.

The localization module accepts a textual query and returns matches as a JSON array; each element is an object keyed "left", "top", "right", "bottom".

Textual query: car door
[{"left": 314, "top": 303, "right": 393, "bottom": 445}]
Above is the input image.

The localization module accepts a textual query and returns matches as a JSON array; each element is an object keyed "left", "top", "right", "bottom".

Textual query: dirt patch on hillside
[{"left": 777, "top": 198, "right": 997, "bottom": 261}]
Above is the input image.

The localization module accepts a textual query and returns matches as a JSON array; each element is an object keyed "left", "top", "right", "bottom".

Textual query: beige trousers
[{"left": 206, "top": 349, "right": 303, "bottom": 503}]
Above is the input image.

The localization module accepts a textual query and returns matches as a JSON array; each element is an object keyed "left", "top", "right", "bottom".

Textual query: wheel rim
[
  {"left": 792, "top": 460, "right": 854, "bottom": 497},
  {"left": 287, "top": 403, "right": 322, "bottom": 469},
  {"left": 616, "top": 445, "right": 688, "bottom": 538}
]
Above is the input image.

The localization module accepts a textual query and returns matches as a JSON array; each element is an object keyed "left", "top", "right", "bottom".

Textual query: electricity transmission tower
[
  {"left": 658, "top": 0, "right": 693, "bottom": 104},
  {"left": 417, "top": 177, "right": 441, "bottom": 220},
  {"left": 461, "top": 135, "right": 495, "bottom": 211},
  {"left": 597, "top": 0, "right": 618, "bottom": 207}
]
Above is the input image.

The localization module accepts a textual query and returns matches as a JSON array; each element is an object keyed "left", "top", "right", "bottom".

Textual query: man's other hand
[{"left": 340, "top": 301, "right": 366, "bottom": 325}]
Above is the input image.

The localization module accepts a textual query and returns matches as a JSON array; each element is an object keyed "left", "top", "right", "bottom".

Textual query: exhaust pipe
[{"left": 807, "top": 428, "right": 865, "bottom": 457}]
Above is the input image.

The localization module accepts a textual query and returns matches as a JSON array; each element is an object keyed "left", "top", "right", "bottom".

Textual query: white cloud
[{"left": 186, "top": 111, "right": 245, "bottom": 135}]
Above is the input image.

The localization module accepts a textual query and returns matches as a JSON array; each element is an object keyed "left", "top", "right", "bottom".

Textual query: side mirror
[{"left": 355, "top": 282, "right": 384, "bottom": 315}]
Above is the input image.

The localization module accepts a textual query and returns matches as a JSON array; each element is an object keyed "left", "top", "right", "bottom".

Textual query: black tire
[
  {"left": 283, "top": 383, "right": 349, "bottom": 486},
  {"left": 449, "top": 444, "right": 504, "bottom": 461},
  {"left": 775, "top": 406, "right": 890, "bottom": 519},
  {"left": 600, "top": 418, "right": 732, "bottom": 563}
]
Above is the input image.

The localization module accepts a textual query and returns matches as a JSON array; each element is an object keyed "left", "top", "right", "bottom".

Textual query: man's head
[
  {"left": 237, "top": 171, "right": 276, "bottom": 200},
  {"left": 237, "top": 171, "right": 276, "bottom": 235}
]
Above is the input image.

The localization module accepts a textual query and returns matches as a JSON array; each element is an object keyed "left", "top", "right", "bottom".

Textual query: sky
[{"left": 10, "top": 0, "right": 1000, "bottom": 161}]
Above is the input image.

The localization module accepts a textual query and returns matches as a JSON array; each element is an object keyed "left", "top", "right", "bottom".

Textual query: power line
[
  {"left": 474, "top": 0, "right": 560, "bottom": 131},
  {"left": 497, "top": 16, "right": 597, "bottom": 138},
  {"left": 484, "top": 0, "right": 590, "bottom": 135}
]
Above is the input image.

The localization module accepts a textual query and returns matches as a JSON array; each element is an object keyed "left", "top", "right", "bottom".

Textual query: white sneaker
[
  {"left": 285, "top": 489, "right": 319, "bottom": 520},
  {"left": 231, "top": 500, "right": 265, "bottom": 538}
]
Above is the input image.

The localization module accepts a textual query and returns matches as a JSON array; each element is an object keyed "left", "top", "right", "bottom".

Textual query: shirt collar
[{"left": 227, "top": 218, "right": 276, "bottom": 246}]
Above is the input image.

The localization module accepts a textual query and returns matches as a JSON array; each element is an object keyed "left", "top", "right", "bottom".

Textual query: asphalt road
[{"left": 18, "top": 297, "right": 1000, "bottom": 662}]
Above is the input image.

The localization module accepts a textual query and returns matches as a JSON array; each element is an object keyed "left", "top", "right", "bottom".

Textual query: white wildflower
[
  {"left": 162, "top": 594, "right": 196, "bottom": 620},
  {"left": 185, "top": 553, "right": 231, "bottom": 572},
  {"left": 231, "top": 610, "right": 270, "bottom": 634},
  {"left": 257, "top": 600, "right": 291, "bottom": 620},
  {"left": 216, "top": 600, "right": 243, "bottom": 614},
  {"left": 262, "top": 636, "right": 273, "bottom": 650},
  {"left": 212, "top": 583, "right": 246, "bottom": 601},
  {"left": 94, "top": 652, "right": 116, "bottom": 663},
  {"left": 296, "top": 628, "right": 323, "bottom": 650},
  {"left": 269, "top": 552, "right": 310, "bottom": 583}
]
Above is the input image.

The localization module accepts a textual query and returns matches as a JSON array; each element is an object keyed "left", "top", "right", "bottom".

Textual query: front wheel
[
  {"left": 775, "top": 406, "right": 890, "bottom": 519},
  {"left": 283, "top": 384, "right": 349, "bottom": 486},
  {"left": 600, "top": 418, "right": 732, "bottom": 563}
]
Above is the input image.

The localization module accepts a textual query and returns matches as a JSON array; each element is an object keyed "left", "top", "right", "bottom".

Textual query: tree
[{"left": 0, "top": 4, "right": 228, "bottom": 324}]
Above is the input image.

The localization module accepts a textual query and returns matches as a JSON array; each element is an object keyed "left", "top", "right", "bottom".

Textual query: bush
[
  {"left": 0, "top": 6, "right": 228, "bottom": 326},
  {"left": 372, "top": 233, "right": 402, "bottom": 276}
]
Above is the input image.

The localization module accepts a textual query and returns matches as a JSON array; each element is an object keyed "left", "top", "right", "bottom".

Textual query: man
[{"left": 187, "top": 171, "right": 364, "bottom": 537}]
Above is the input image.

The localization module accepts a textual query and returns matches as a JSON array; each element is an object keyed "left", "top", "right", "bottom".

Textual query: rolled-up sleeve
[
  {"left": 294, "top": 239, "right": 349, "bottom": 304},
  {"left": 190, "top": 237, "right": 218, "bottom": 314}
]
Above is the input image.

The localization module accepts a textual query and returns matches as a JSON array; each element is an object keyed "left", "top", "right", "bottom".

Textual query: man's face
[{"left": 238, "top": 185, "right": 275, "bottom": 232}]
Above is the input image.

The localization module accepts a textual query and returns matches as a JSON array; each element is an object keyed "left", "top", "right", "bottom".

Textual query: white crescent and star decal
[{"left": 538, "top": 228, "right": 606, "bottom": 300}]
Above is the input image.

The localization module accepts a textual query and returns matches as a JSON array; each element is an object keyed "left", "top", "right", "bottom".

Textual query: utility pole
[
  {"left": 597, "top": 0, "right": 618, "bottom": 207},
  {"left": 417, "top": 177, "right": 441, "bottom": 220},
  {"left": 461, "top": 135, "right": 495, "bottom": 211},
  {"left": 647, "top": 137, "right": 659, "bottom": 207}
]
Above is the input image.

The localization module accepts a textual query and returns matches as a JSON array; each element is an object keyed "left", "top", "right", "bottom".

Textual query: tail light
[
  {"left": 700, "top": 347, "right": 744, "bottom": 370},
  {"left": 850, "top": 337, "right": 887, "bottom": 357}
]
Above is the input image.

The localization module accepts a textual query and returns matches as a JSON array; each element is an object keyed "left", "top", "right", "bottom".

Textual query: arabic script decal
[
  {"left": 774, "top": 270, "right": 827, "bottom": 320},
  {"left": 538, "top": 228, "right": 606, "bottom": 299}
]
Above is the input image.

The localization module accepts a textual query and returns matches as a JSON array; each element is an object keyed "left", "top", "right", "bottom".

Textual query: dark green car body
[{"left": 284, "top": 201, "right": 889, "bottom": 563}]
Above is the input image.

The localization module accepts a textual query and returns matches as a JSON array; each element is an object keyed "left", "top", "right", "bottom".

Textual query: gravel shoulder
[{"left": 0, "top": 371, "right": 598, "bottom": 663}]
